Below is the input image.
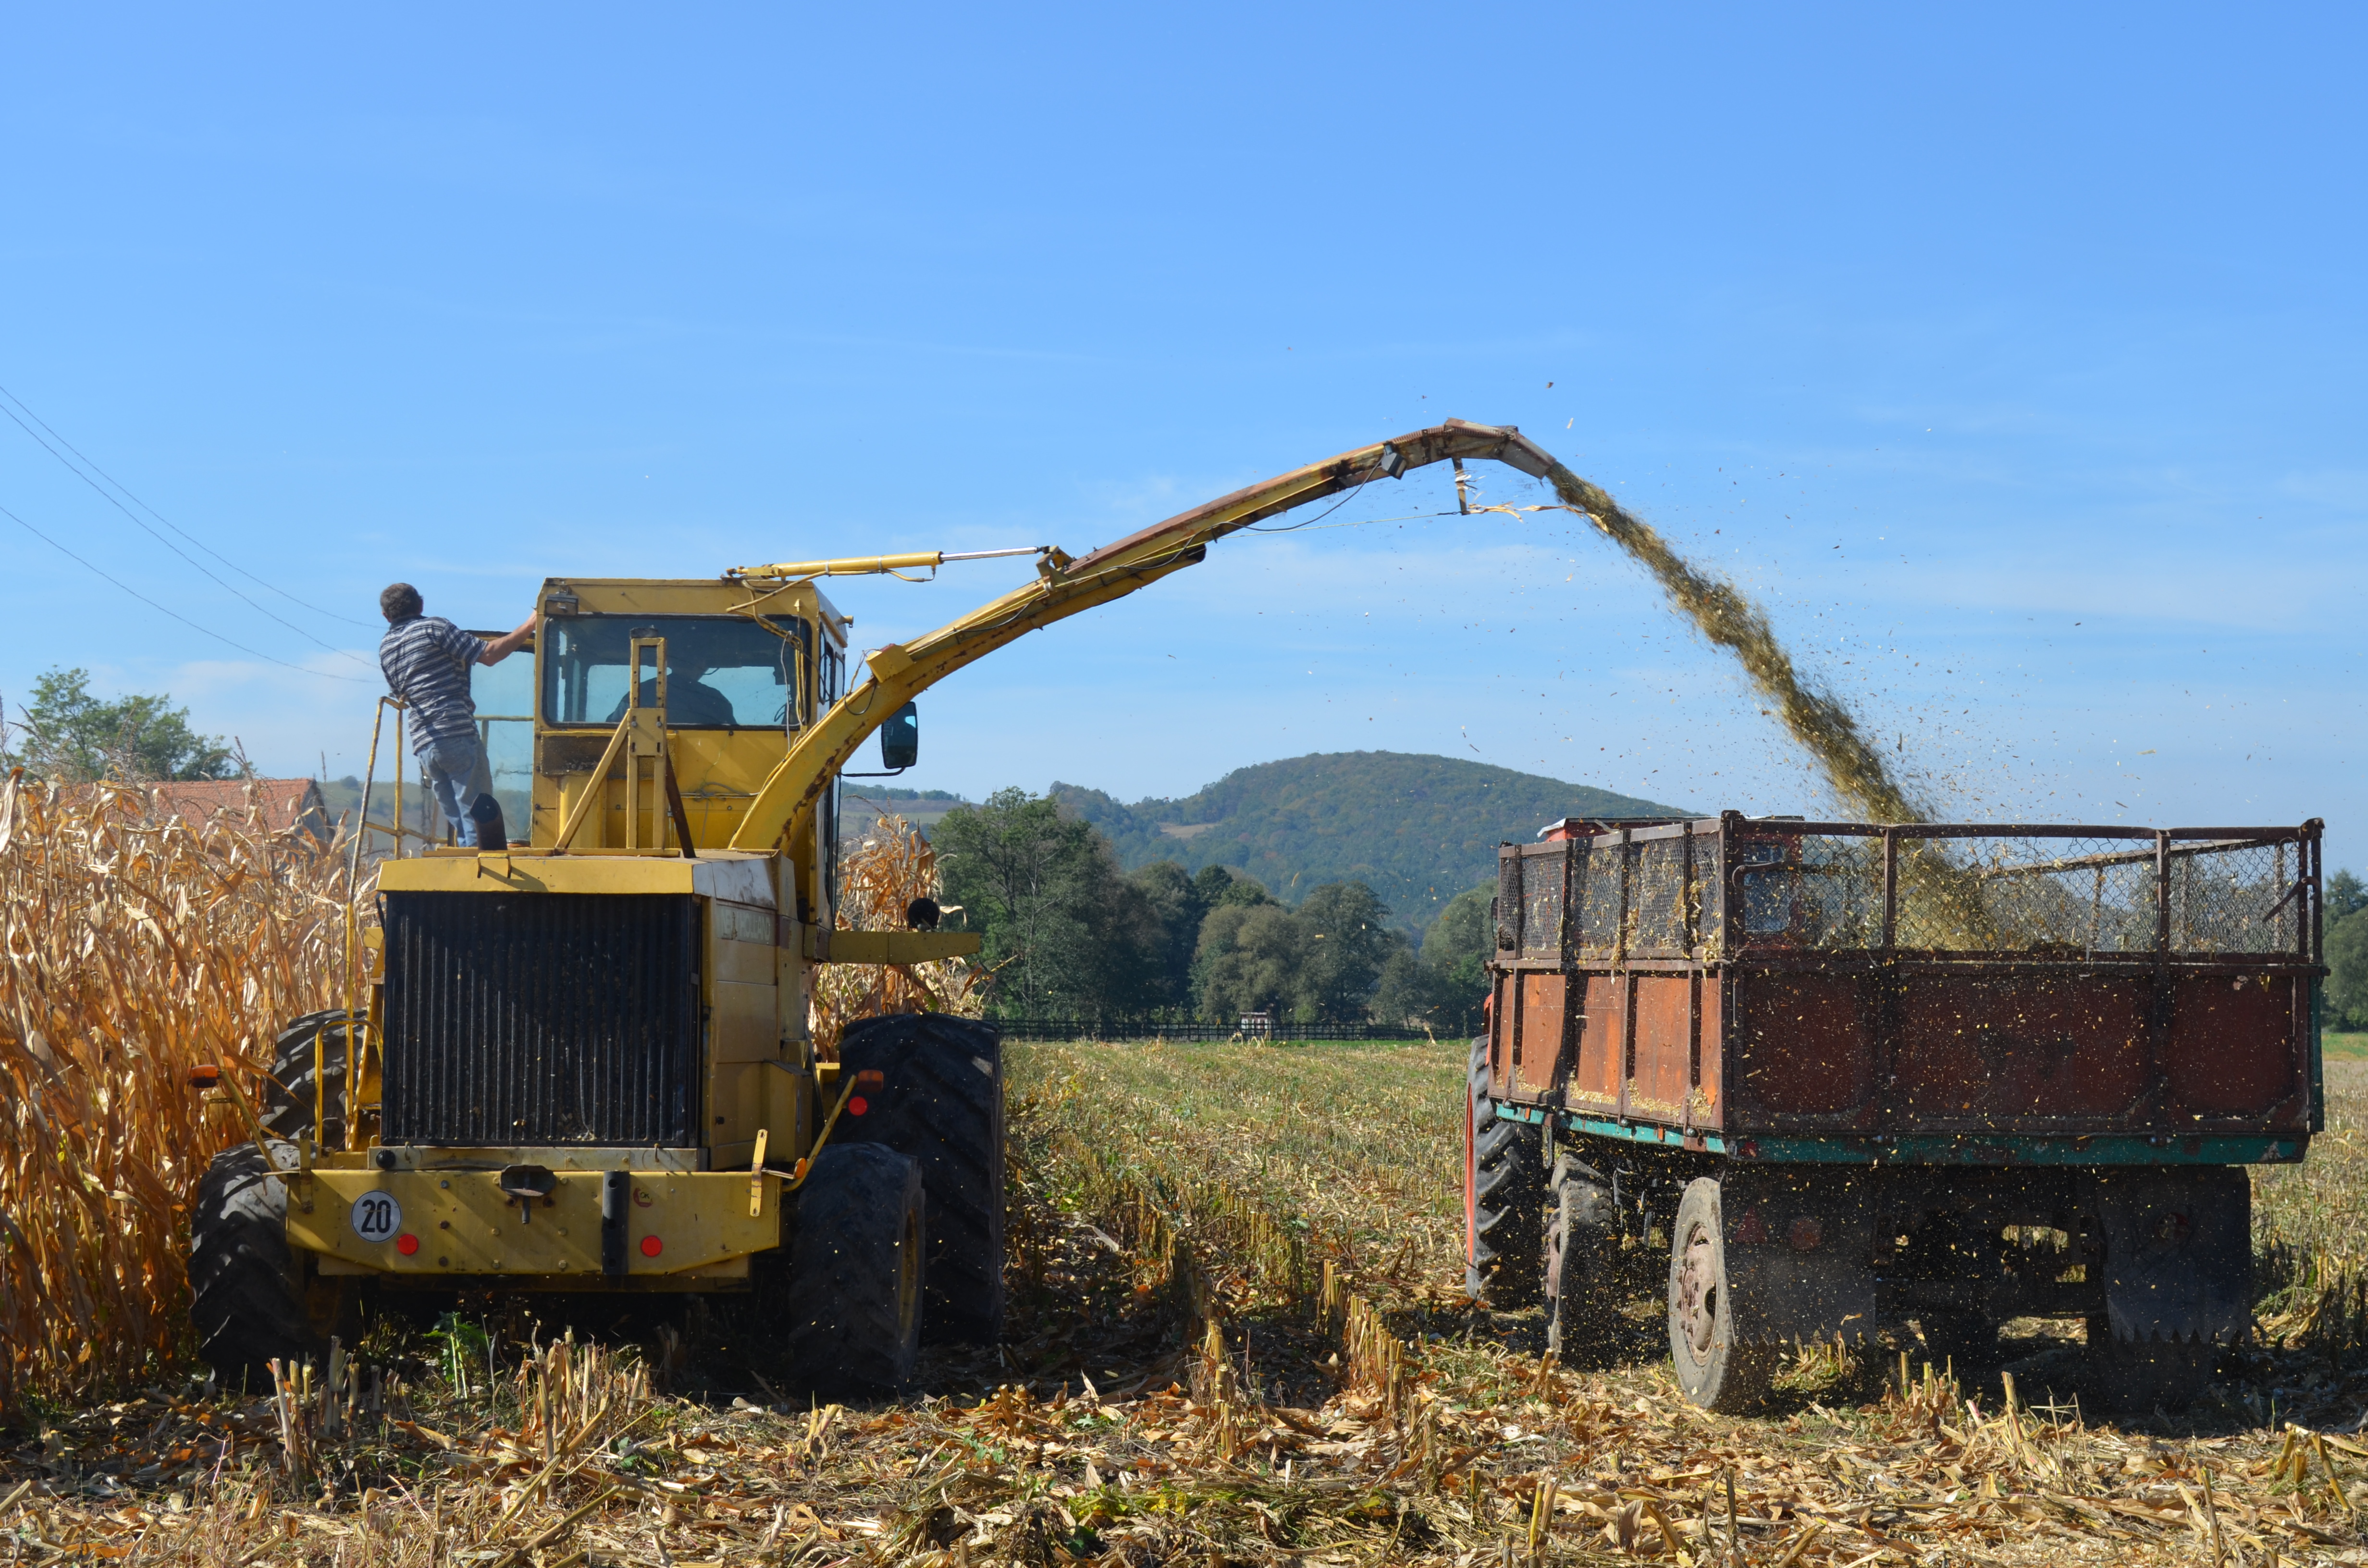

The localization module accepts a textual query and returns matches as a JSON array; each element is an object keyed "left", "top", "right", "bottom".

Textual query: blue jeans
[{"left": 419, "top": 731, "right": 493, "bottom": 840}]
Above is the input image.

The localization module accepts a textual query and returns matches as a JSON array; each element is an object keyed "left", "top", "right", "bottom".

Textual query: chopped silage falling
[{"left": 1537, "top": 459, "right": 1925, "bottom": 827}]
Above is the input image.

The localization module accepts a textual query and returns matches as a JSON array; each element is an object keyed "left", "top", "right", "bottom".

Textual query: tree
[
  {"left": 3, "top": 666, "right": 236, "bottom": 783},
  {"left": 1131, "top": 860, "right": 1229, "bottom": 1013},
  {"left": 1196, "top": 903, "right": 1315, "bottom": 1023},
  {"left": 1419, "top": 882, "right": 1496, "bottom": 1034},
  {"left": 2330, "top": 870, "right": 2368, "bottom": 925},
  {"left": 1369, "top": 944, "right": 1447, "bottom": 1029},
  {"left": 1208, "top": 867, "right": 1274, "bottom": 909},
  {"left": 933, "top": 787, "right": 1162, "bottom": 1022},
  {"left": 2330, "top": 904, "right": 2368, "bottom": 1032},
  {"left": 1193, "top": 878, "right": 1396, "bottom": 1025},
  {"left": 1297, "top": 881, "right": 1394, "bottom": 1021}
]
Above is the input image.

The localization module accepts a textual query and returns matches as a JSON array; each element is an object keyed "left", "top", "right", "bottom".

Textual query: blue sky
[{"left": 1, "top": 5, "right": 2361, "bottom": 873}]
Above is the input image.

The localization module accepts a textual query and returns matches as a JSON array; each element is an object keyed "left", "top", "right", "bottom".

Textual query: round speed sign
[{"left": 350, "top": 1190, "right": 403, "bottom": 1244}]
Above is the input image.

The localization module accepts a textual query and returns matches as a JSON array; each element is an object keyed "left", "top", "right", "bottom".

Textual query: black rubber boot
[{"left": 469, "top": 795, "right": 508, "bottom": 851}]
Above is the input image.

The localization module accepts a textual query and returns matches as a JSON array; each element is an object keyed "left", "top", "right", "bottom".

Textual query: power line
[
  {"left": 0, "top": 383, "right": 378, "bottom": 640},
  {"left": 0, "top": 497, "right": 372, "bottom": 683},
  {"left": 0, "top": 394, "right": 375, "bottom": 662}
]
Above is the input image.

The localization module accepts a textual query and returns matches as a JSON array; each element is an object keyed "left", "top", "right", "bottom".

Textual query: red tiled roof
[{"left": 143, "top": 779, "right": 333, "bottom": 842}]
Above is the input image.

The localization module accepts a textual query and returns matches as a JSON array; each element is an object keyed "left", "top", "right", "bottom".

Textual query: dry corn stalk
[
  {"left": 808, "top": 813, "right": 983, "bottom": 1057},
  {"left": 0, "top": 773, "right": 357, "bottom": 1413}
]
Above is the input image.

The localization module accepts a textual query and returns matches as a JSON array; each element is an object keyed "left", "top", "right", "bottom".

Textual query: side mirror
[{"left": 879, "top": 702, "right": 919, "bottom": 771}]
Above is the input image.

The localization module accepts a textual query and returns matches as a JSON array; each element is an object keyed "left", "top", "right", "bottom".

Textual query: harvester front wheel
[
  {"left": 1665, "top": 1177, "right": 1778, "bottom": 1413},
  {"left": 1544, "top": 1152, "right": 1617, "bottom": 1356},
  {"left": 189, "top": 1141, "right": 351, "bottom": 1386},
  {"left": 837, "top": 1014, "right": 1005, "bottom": 1346},
  {"left": 1466, "top": 1036, "right": 1545, "bottom": 1307},
  {"left": 780, "top": 1144, "right": 926, "bottom": 1392}
]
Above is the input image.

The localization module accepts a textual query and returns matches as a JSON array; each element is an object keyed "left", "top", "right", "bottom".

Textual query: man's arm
[{"left": 479, "top": 612, "right": 538, "bottom": 667}]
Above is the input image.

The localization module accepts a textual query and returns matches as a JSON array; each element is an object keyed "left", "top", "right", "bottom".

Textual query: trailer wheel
[
  {"left": 1544, "top": 1152, "right": 1617, "bottom": 1356},
  {"left": 780, "top": 1144, "right": 926, "bottom": 1392},
  {"left": 259, "top": 1009, "right": 357, "bottom": 1148},
  {"left": 836, "top": 1013, "right": 1005, "bottom": 1346},
  {"left": 2085, "top": 1324, "right": 2218, "bottom": 1414},
  {"left": 1466, "top": 1037, "right": 1545, "bottom": 1307},
  {"left": 1666, "top": 1178, "right": 1779, "bottom": 1412},
  {"left": 189, "top": 1140, "right": 350, "bottom": 1386},
  {"left": 1916, "top": 1311, "right": 1998, "bottom": 1376}
]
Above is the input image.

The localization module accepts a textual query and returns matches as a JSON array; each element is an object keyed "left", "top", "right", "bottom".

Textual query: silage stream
[{"left": 1539, "top": 457, "right": 1926, "bottom": 827}]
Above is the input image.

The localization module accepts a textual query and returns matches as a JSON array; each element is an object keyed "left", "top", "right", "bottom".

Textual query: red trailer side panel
[
  {"left": 1890, "top": 975, "right": 2150, "bottom": 1122},
  {"left": 2165, "top": 974, "right": 2303, "bottom": 1120},
  {"left": 1570, "top": 974, "right": 1623, "bottom": 1111},
  {"left": 1732, "top": 973, "right": 1875, "bottom": 1120},
  {"left": 1631, "top": 976, "right": 1693, "bottom": 1120},
  {"left": 1516, "top": 972, "right": 1568, "bottom": 1098},
  {"left": 1695, "top": 980, "right": 1724, "bottom": 1127}
]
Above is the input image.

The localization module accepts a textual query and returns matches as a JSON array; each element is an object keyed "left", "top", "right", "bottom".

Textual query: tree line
[
  {"left": 0, "top": 666, "right": 238, "bottom": 782},
  {"left": 930, "top": 787, "right": 1492, "bottom": 1031},
  {"left": 2330, "top": 870, "right": 2368, "bottom": 1032}
]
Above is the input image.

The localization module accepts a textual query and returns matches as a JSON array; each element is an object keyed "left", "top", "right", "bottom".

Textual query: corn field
[
  {"left": 809, "top": 813, "right": 984, "bottom": 1055},
  {"left": 0, "top": 773, "right": 356, "bottom": 1414}
]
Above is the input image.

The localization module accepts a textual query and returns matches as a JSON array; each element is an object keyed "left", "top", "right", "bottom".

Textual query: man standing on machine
[{"left": 377, "top": 583, "right": 536, "bottom": 850}]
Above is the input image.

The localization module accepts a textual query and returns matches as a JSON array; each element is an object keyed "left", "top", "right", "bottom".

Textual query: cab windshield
[{"left": 540, "top": 613, "right": 808, "bottom": 729}]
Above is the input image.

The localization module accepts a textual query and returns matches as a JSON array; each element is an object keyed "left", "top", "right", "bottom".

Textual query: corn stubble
[
  {"left": 0, "top": 775, "right": 356, "bottom": 1414},
  {"left": 3, "top": 1014, "right": 2367, "bottom": 1564}
]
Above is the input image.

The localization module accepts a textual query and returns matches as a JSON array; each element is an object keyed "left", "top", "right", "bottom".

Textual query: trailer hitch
[{"left": 498, "top": 1164, "right": 559, "bottom": 1226}]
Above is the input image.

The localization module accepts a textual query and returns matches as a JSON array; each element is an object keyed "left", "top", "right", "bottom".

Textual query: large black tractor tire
[
  {"left": 1466, "top": 1036, "right": 1546, "bottom": 1308},
  {"left": 2084, "top": 1322, "right": 2220, "bottom": 1414},
  {"left": 259, "top": 1009, "right": 358, "bottom": 1148},
  {"left": 1544, "top": 1152, "right": 1619, "bottom": 1357},
  {"left": 1917, "top": 1311, "right": 1999, "bottom": 1377},
  {"left": 836, "top": 1013, "right": 1005, "bottom": 1346},
  {"left": 1666, "top": 1177, "right": 1781, "bottom": 1413},
  {"left": 779, "top": 1144, "right": 927, "bottom": 1393},
  {"left": 189, "top": 1141, "right": 351, "bottom": 1387}
]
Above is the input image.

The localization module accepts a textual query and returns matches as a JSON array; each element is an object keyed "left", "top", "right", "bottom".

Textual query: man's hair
[{"left": 381, "top": 583, "right": 424, "bottom": 622}]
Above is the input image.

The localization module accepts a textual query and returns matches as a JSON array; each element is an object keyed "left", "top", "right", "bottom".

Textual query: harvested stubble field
[{"left": 11, "top": 1034, "right": 2368, "bottom": 1568}]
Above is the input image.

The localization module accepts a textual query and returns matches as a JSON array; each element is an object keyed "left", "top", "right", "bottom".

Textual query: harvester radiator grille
[{"left": 382, "top": 892, "right": 700, "bottom": 1146}]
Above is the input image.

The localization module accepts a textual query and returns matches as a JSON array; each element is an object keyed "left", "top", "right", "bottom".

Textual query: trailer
[{"left": 1463, "top": 812, "right": 2326, "bottom": 1411}]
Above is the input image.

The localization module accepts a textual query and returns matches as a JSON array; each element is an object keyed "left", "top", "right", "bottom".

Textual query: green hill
[{"left": 1050, "top": 751, "right": 1686, "bottom": 938}]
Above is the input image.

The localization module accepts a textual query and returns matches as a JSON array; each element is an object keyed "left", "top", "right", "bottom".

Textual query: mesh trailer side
[{"left": 1519, "top": 845, "right": 1566, "bottom": 960}]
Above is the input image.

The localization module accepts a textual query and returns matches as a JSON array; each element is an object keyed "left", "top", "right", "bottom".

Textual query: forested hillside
[{"left": 1049, "top": 750, "right": 1684, "bottom": 934}]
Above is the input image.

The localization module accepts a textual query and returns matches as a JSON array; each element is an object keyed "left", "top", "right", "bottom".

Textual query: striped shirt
[{"left": 378, "top": 616, "right": 487, "bottom": 751}]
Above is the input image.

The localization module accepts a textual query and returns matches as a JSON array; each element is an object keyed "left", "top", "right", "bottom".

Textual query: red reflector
[
  {"left": 847, "top": 1095, "right": 869, "bottom": 1117},
  {"left": 640, "top": 1235, "right": 663, "bottom": 1258},
  {"left": 395, "top": 1234, "right": 419, "bottom": 1256}
]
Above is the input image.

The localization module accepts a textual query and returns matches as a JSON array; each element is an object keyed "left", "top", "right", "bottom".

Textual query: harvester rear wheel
[
  {"left": 1544, "top": 1152, "right": 1617, "bottom": 1356},
  {"left": 259, "top": 1009, "right": 357, "bottom": 1148},
  {"left": 780, "top": 1144, "right": 926, "bottom": 1392},
  {"left": 836, "top": 1014, "right": 1005, "bottom": 1345},
  {"left": 1666, "top": 1177, "right": 1779, "bottom": 1413},
  {"left": 189, "top": 1140, "right": 351, "bottom": 1386}
]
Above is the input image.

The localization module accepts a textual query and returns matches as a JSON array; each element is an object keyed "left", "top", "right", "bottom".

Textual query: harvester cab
[{"left": 185, "top": 418, "right": 1574, "bottom": 1392}]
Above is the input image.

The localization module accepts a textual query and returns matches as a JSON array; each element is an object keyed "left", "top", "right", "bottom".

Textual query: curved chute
[{"left": 725, "top": 419, "right": 1557, "bottom": 853}]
